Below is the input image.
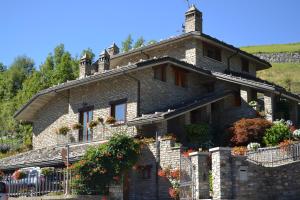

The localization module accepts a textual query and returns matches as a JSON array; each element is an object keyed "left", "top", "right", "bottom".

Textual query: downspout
[
  {"left": 123, "top": 72, "right": 141, "bottom": 117},
  {"left": 227, "top": 50, "right": 239, "bottom": 72}
]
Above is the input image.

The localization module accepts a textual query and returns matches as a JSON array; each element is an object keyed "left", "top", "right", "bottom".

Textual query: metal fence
[
  {"left": 3, "top": 169, "right": 72, "bottom": 197},
  {"left": 179, "top": 154, "right": 195, "bottom": 200},
  {"left": 247, "top": 142, "right": 300, "bottom": 167}
]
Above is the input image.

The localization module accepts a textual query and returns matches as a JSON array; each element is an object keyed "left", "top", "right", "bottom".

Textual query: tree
[
  {"left": 53, "top": 52, "right": 76, "bottom": 84},
  {"left": 80, "top": 48, "right": 95, "bottom": 62},
  {"left": 121, "top": 34, "right": 133, "bottom": 52},
  {"left": 133, "top": 37, "right": 145, "bottom": 49},
  {"left": 148, "top": 40, "right": 157, "bottom": 45},
  {"left": 0, "top": 62, "right": 6, "bottom": 72}
]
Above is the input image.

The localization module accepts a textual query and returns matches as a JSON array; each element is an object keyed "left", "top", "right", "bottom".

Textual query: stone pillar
[
  {"left": 289, "top": 101, "right": 299, "bottom": 126},
  {"left": 185, "top": 112, "right": 191, "bottom": 125},
  {"left": 206, "top": 104, "right": 212, "bottom": 124},
  {"left": 240, "top": 87, "right": 256, "bottom": 104},
  {"left": 156, "top": 121, "right": 168, "bottom": 136},
  {"left": 264, "top": 93, "right": 275, "bottom": 122},
  {"left": 209, "top": 147, "right": 232, "bottom": 200},
  {"left": 189, "top": 152, "right": 210, "bottom": 199}
]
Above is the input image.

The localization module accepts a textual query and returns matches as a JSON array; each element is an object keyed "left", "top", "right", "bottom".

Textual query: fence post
[
  {"left": 209, "top": 147, "right": 233, "bottom": 200},
  {"left": 189, "top": 152, "right": 210, "bottom": 199}
]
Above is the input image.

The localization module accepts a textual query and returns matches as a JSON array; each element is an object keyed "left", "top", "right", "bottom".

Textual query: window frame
[
  {"left": 110, "top": 98, "right": 127, "bottom": 123},
  {"left": 203, "top": 42, "right": 222, "bottom": 62},
  {"left": 173, "top": 67, "right": 187, "bottom": 88},
  {"left": 153, "top": 65, "right": 167, "bottom": 82},
  {"left": 78, "top": 106, "right": 94, "bottom": 142}
]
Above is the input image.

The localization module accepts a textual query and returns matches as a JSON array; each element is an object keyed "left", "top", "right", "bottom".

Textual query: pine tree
[
  {"left": 122, "top": 34, "right": 133, "bottom": 52},
  {"left": 134, "top": 37, "right": 145, "bottom": 49}
]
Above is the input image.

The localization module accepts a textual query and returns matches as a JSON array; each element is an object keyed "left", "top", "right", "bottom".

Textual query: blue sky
[{"left": 0, "top": 0, "right": 299, "bottom": 67}]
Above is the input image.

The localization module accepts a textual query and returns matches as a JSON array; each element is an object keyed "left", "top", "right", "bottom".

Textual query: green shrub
[
  {"left": 185, "top": 123, "right": 212, "bottom": 149},
  {"left": 71, "top": 134, "right": 140, "bottom": 195},
  {"left": 41, "top": 167, "right": 55, "bottom": 177},
  {"left": 263, "top": 122, "right": 291, "bottom": 146}
]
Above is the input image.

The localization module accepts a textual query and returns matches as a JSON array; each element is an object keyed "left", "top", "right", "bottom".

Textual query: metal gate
[{"left": 179, "top": 154, "right": 195, "bottom": 200}]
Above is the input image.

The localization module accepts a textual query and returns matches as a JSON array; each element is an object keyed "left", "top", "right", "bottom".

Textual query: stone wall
[
  {"left": 210, "top": 147, "right": 300, "bottom": 200},
  {"left": 110, "top": 37, "right": 259, "bottom": 75},
  {"left": 32, "top": 63, "right": 217, "bottom": 149},
  {"left": 254, "top": 52, "right": 300, "bottom": 63},
  {"left": 128, "top": 138, "right": 181, "bottom": 200}
]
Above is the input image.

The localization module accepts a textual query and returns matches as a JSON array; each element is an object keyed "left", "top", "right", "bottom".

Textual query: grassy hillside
[
  {"left": 241, "top": 42, "right": 300, "bottom": 54},
  {"left": 241, "top": 42, "right": 300, "bottom": 94},
  {"left": 257, "top": 63, "right": 300, "bottom": 94}
]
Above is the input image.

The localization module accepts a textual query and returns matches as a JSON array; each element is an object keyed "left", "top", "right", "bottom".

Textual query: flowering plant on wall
[
  {"left": 57, "top": 126, "right": 70, "bottom": 135},
  {"left": 293, "top": 129, "right": 300, "bottom": 139},
  {"left": 12, "top": 169, "right": 26, "bottom": 180},
  {"left": 182, "top": 149, "right": 196, "bottom": 158},
  {"left": 72, "top": 123, "right": 82, "bottom": 130},
  {"left": 231, "top": 146, "right": 248, "bottom": 156},
  {"left": 158, "top": 166, "right": 180, "bottom": 200},
  {"left": 105, "top": 116, "right": 116, "bottom": 124},
  {"left": 88, "top": 120, "right": 99, "bottom": 129},
  {"left": 247, "top": 142, "right": 261, "bottom": 151}
]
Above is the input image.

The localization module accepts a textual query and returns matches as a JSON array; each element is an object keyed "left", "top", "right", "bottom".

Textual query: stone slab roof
[
  {"left": 213, "top": 70, "right": 300, "bottom": 102},
  {"left": 15, "top": 55, "right": 299, "bottom": 122},
  {"left": 15, "top": 56, "right": 213, "bottom": 122},
  {"left": 108, "top": 31, "right": 271, "bottom": 69},
  {"left": 127, "top": 90, "right": 233, "bottom": 126},
  {"left": 0, "top": 140, "right": 107, "bottom": 171}
]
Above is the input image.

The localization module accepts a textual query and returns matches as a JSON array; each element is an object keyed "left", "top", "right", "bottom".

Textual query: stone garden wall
[
  {"left": 254, "top": 52, "right": 300, "bottom": 63},
  {"left": 210, "top": 147, "right": 300, "bottom": 200}
]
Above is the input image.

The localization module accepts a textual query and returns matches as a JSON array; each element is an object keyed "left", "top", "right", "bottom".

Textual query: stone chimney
[
  {"left": 107, "top": 43, "right": 120, "bottom": 57},
  {"left": 79, "top": 53, "right": 92, "bottom": 78},
  {"left": 98, "top": 49, "right": 110, "bottom": 72},
  {"left": 185, "top": 5, "right": 203, "bottom": 33}
]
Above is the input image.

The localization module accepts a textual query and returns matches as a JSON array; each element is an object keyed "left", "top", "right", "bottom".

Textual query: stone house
[{"left": 1, "top": 5, "right": 300, "bottom": 199}]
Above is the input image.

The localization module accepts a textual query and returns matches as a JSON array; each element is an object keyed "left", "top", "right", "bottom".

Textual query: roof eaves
[{"left": 200, "top": 33, "right": 272, "bottom": 68}]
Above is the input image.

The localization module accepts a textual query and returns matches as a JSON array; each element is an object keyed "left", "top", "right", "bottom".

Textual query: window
[
  {"left": 79, "top": 107, "right": 93, "bottom": 142},
  {"left": 241, "top": 58, "right": 249, "bottom": 72},
  {"left": 110, "top": 99, "right": 127, "bottom": 122},
  {"left": 203, "top": 42, "right": 222, "bottom": 62},
  {"left": 173, "top": 67, "right": 187, "bottom": 88},
  {"left": 153, "top": 65, "right": 166, "bottom": 82},
  {"left": 0, "top": 182, "right": 6, "bottom": 193}
]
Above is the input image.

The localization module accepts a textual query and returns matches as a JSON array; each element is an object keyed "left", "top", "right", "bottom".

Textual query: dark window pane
[
  {"left": 0, "top": 182, "right": 5, "bottom": 193},
  {"left": 241, "top": 58, "right": 249, "bottom": 72}
]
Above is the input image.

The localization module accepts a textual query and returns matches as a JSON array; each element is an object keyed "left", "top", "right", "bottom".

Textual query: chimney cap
[
  {"left": 186, "top": 4, "right": 200, "bottom": 13},
  {"left": 80, "top": 53, "right": 91, "bottom": 60},
  {"left": 108, "top": 42, "right": 118, "bottom": 49},
  {"left": 100, "top": 49, "right": 109, "bottom": 56}
]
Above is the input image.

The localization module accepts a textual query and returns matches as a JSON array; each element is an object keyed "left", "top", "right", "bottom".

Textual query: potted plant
[
  {"left": 57, "top": 126, "right": 70, "bottom": 135},
  {"left": 97, "top": 117, "right": 104, "bottom": 124},
  {"left": 88, "top": 120, "right": 99, "bottom": 129},
  {"left": 72, "top": 123, "right": 82, "bottom": 130},
  {"left": 106, "top": 116, "right": 116, "bottom": 125}
]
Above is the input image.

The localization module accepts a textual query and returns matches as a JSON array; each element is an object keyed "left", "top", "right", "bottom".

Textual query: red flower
[
  {"left": 182, "top": 149, "right": 195, "bottom": 157},
  {"left": 158, "top": 169, "right": 166, "bottom": 177},
  {"left": 170, "top": 169, "right": 180, "bottom": 180},
  {"left": 169, "top": 187, "right": 179, "bottom": 199}
]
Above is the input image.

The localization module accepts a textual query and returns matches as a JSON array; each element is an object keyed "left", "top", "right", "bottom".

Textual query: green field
[
  {"left": 241, "top": 42, "right": 300, "bottom": 54},
  {"left": 257, "top": 63, "right": 300, "bottom": 94}
]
